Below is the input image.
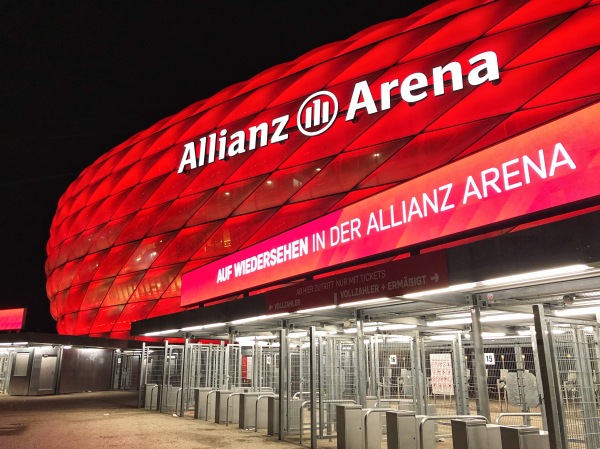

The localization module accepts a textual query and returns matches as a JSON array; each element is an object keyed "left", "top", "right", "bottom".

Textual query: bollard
[
  {"left": 267, "top": 395, "right": 279, "bottom": 436},
  {"left": 337, "top": 404, "right": 363, "bottom": 449},
  {"left": 500, "top": 426, "right": 546, "bottom": 449},
  {"left": 214, "top": 390, "right": 232, "bottom": 424},
  {"left": 451, "top": 419, "right": 490, "bottom": 449}
]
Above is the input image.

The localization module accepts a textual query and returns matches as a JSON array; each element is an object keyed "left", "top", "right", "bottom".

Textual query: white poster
[{"left": 430, "top": 353, "right": 454, "bottom": 396}]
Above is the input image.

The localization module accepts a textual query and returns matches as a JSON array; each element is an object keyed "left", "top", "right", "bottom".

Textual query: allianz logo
[{"left": 178, "top": 51, "right": 499, "bottom": 174}]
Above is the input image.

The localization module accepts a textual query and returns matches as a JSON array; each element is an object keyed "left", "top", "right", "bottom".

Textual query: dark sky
[{"left": 0, "top": 0, "right": 433, "bottom": 333}]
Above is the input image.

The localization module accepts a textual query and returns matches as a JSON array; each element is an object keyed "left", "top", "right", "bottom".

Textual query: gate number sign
[{"left": 484, "top": 353, "right": 495, "bottom": 365}]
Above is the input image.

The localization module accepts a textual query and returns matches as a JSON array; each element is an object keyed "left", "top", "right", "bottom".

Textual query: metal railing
[
  {"left": 495, "top": 412, "right": 542, "bottom": 424},
  {"left": 418, "top": 415, "right": 488, "bottom": 449},
  {"left": 254, "top": 393, "right": 275, "bottom": 432},
  {"left": 363, "top": 408, "right": 394, "bottom": 449},
  {"left": 299, "top": 399, "right": 356, "bottom": 445}
]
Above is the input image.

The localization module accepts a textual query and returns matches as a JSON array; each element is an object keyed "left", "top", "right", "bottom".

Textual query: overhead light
[
  {"left": 264, "top": 312, "right": 290, "bottom": 319},
  {"left": 159, "top": 329, "right": 180, "bottom": 335},
  {"left": 429, "top": 335, "right": 457, "bottom": 341},
  {"left": 481, "top": 313, "right": 533, "bottom": 323},
  {"left": 481, "top": 332, "right": 507, "bottom": 339},
  {"left": 427, "top": 317, "right": 471, "bottom": 327},
  {"left": 378, "top": 323, "right": 417, "bottom": 331},
  {"left": 296, "top": 305, "right": 337, "bottom": 314},
  {"left": 63, "top": 345, "right": 73, "bottom": 349},
  {"left": 387, "top": 336, "right": 412, "bottom": 343},
  {"left": 143, "top": 331, "right": 163, "bottom": 337},
  {"left": 481, "top": 264, "right": 591, "bottom": 286},
  {"left": 339, "top": 297, "right": 391, "bottom": 308},
  {"left": 554, "top": 306, "right": 600, "bottom": 317},
  {"left": 203, "top": 322, "right": 226, "bottom": 329},
  {"left": 517, "top": 330, "right": 533, "bottom": 336},
  {"left": 181, "top": 325, "right": 204, "bottom": 331},
  {"left": 236, "top": 335, "right": 276, "bottom": 341},
  {"left": 231, "top": 316, "right": 261, "bottom": 324},
  {"left": 0, "top": 342, "right": 28, "bottom": 346},
  {"left": 404, "top": 283, "right": 477, "bottom": 298},
  {"left": 343, "top": 326, "right": 378, "bottom": 334}
]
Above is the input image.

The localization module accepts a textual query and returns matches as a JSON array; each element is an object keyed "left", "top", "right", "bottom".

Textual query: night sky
[{"left": 0, "top": 0, "right": 433, "bottom": 333}]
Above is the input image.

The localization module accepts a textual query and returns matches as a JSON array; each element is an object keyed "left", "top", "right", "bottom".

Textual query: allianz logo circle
[{"left": 178, "top": 51, "right": 499, "bottom": 174}]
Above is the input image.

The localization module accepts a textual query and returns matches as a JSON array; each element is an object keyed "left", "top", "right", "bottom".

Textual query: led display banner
[
  {"left": 182, "top": 103, "right": 600, "bottom": 307},
  {"left": 0, "top": 308, "right": 26, "bottom": 331}
]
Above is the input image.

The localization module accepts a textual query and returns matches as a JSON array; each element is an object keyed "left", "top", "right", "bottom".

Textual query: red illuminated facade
[{"left": 46, "top": 0, "right": 600, "bottom": 338}]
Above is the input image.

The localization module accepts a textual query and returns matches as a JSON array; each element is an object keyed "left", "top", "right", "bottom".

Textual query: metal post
[
  {"left": 530, "top": 325, "right": 548, "bottom": 431},
  {"left": 514, "top": 343, "right": 529, "bottom": 424},
  {"left": 309, "top": 326, "right": 318, "bottom": 449},
  {"left": 412, "top": 332, "right": 427, "bottom": 414},
  {"left": 374, "top": 336, "right": 381, "bottom": 405},
  {"left": 278, "top": 327, "right": 288, "bottom": 441},
  {"left": 571, "top": 326, "right": 600, "bottom": 448},
  {"left": 318, "top": 336, "right": 324, "bottom": 439},
  {"left": 356, "top": 311, "right": 367, "bottom": 407},
  {"left": 471, "top": 305, "right": 491, "bottom": 420},
  {"left": 533, "top": 303, "right": 566, "bottom": 449},
  {"left": 179, "top": 337, "right": 189, "bottom": 417},
  {"left": 160, "top": 340, "right": 169, "bottom": 413},
  {"left": 452, "top": 333, "right": 469, "bottom": 415},
  {"left": 138, "top": 342, "right": 146, "bottom": 408}
]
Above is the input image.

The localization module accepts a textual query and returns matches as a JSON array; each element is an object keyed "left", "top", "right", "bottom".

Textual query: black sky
[{"left": 0, "top": 0, "right": 433, "bottom": 333}]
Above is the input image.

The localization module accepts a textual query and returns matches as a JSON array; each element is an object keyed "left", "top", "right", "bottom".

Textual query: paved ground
[{"left": 0, "top": 391, "right": 300, "bottom": 449}]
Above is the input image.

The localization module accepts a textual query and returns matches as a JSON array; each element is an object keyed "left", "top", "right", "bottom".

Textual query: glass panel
[
  {"left": 506, "top": 5, "right": 600, "bottom": 67},
  {"left": 88, "top": 216, "right": 131, "bottom": 253},
  {"left": 86, "top": 189, "right": 131, "bottom": 229},
  {"left": 148, "top": 190, "right": 215, "bottom": 236},
  {"left": 129, "top": 264, "right": 183, "bottom": 303},
  {"left": 187, "top": 176, "right": 266, "bottom": 225},
  {"left": 360, "top": 119, "right": 502, "bottom": 187},
  {"left": 71, "top": 250, "right": 109, "bottom": 286},
  {"left": 525, "top": 50, "right": 600, "bottom": 108},
  {"left": 102, "top": 272, "right": 145, "bottom": 307},
  {"left": 402, "top": 1, "right": 521, "bottom": 61},
  {"left": 330, "top": 184, "right": 392, "bottom": 211},
  {"left": 192, "top": 210, "right": 275, "bottom": 259},
  {"left": 143, "top": 170, "right": 198, "bottom": 209},
  {"left": 114, "top": 204, "right": 170, "bottom": 245},
  {"left": 111, "top": 176, "right": 165, "bottom": 220},
  {"left": 428, "top": 51, "right": 589, "bottom": 130},
  {"left": 147, "top": 297, "right": 186, "bottom": 319},
  {"left": 74, "top": 309, "right": 99, "bottom": 335},
  {"left": 112, "top": 301, "right": 157, "bottom": 331},
  {"left": 119, "top": 233, "right": 176, "bottom": 275},
  {"left": 242, "top": 196, "right": 343, "bottom": 248},
  {"left": 90, "top": 305, "right": 125, "bottom": 334},
  {"left": 152, "top": 222, "right": 222, "bottom": 267},
  {"left": 291, "top": 143, "right": 401, "bottom": 202},
  {"left": 79, "top": 278, "right": 114, "bottom": 311},
  {"left": 92, "top": 242, "right": 139, "bottom": 280},
  {"left": 234, "top": 160, "right": 327, "bottom": 215}
]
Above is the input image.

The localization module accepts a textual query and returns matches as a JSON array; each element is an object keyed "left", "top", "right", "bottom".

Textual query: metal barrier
[
  {"left": 254, "top": 393, "right": 275, "bottom": 432},
  {"left": 205, "top": 389, "right": 218, "bottom": 421},
  {"left": 299, "top": 399, "right": 356, "bottom": 445},
  {"left": 363, "top": 408, "right": 394, "bottom": 449},
  {"left": 419, "top": 415, "right": 488, "bottom": 449},
  {"left": 226, "top": 392, "right": 243, "bottom": 426},
  {"left": 495, "top": 412, "right": 543, "bottom": 424}
]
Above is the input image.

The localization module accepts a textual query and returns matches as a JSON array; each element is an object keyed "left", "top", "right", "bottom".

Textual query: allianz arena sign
[{"left": 178, "top": 51, "right": 500, "bottom": 173}]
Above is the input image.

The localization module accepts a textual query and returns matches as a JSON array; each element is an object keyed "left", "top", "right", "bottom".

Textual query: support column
[
  {"left": 309, "top": 326, "right": 318, "bottom": 449},
  {"left": 412, "top": 332, "right": 427, "bottom": 415},
  {"left": 278, "top": 327, "right": 288, "bottom": 441},
  {"left": 138, "top": 342, "right": 146, "bottom": 408},
  {"left": 159, "top": 340, "right": 169, "bottom": 413},
  {"left": 356, "top": 311, "right": 367, "bottom": 407},
  {"left": 452, "top": 333, "right": 469, "bottom": 415},
  {"left": 533, "top": 304, "right": 566, "bottom": 449},
  {"left": 180, "top": 337, "right": 189, "bottom": 417},
  {"left": 471, "top": 305, "right": 490, "bottom": 420}
]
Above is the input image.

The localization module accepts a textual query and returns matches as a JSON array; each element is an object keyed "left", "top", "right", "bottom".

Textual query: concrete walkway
[{"left": 0, "top": 391, "right": 299, "bottom": 449}]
